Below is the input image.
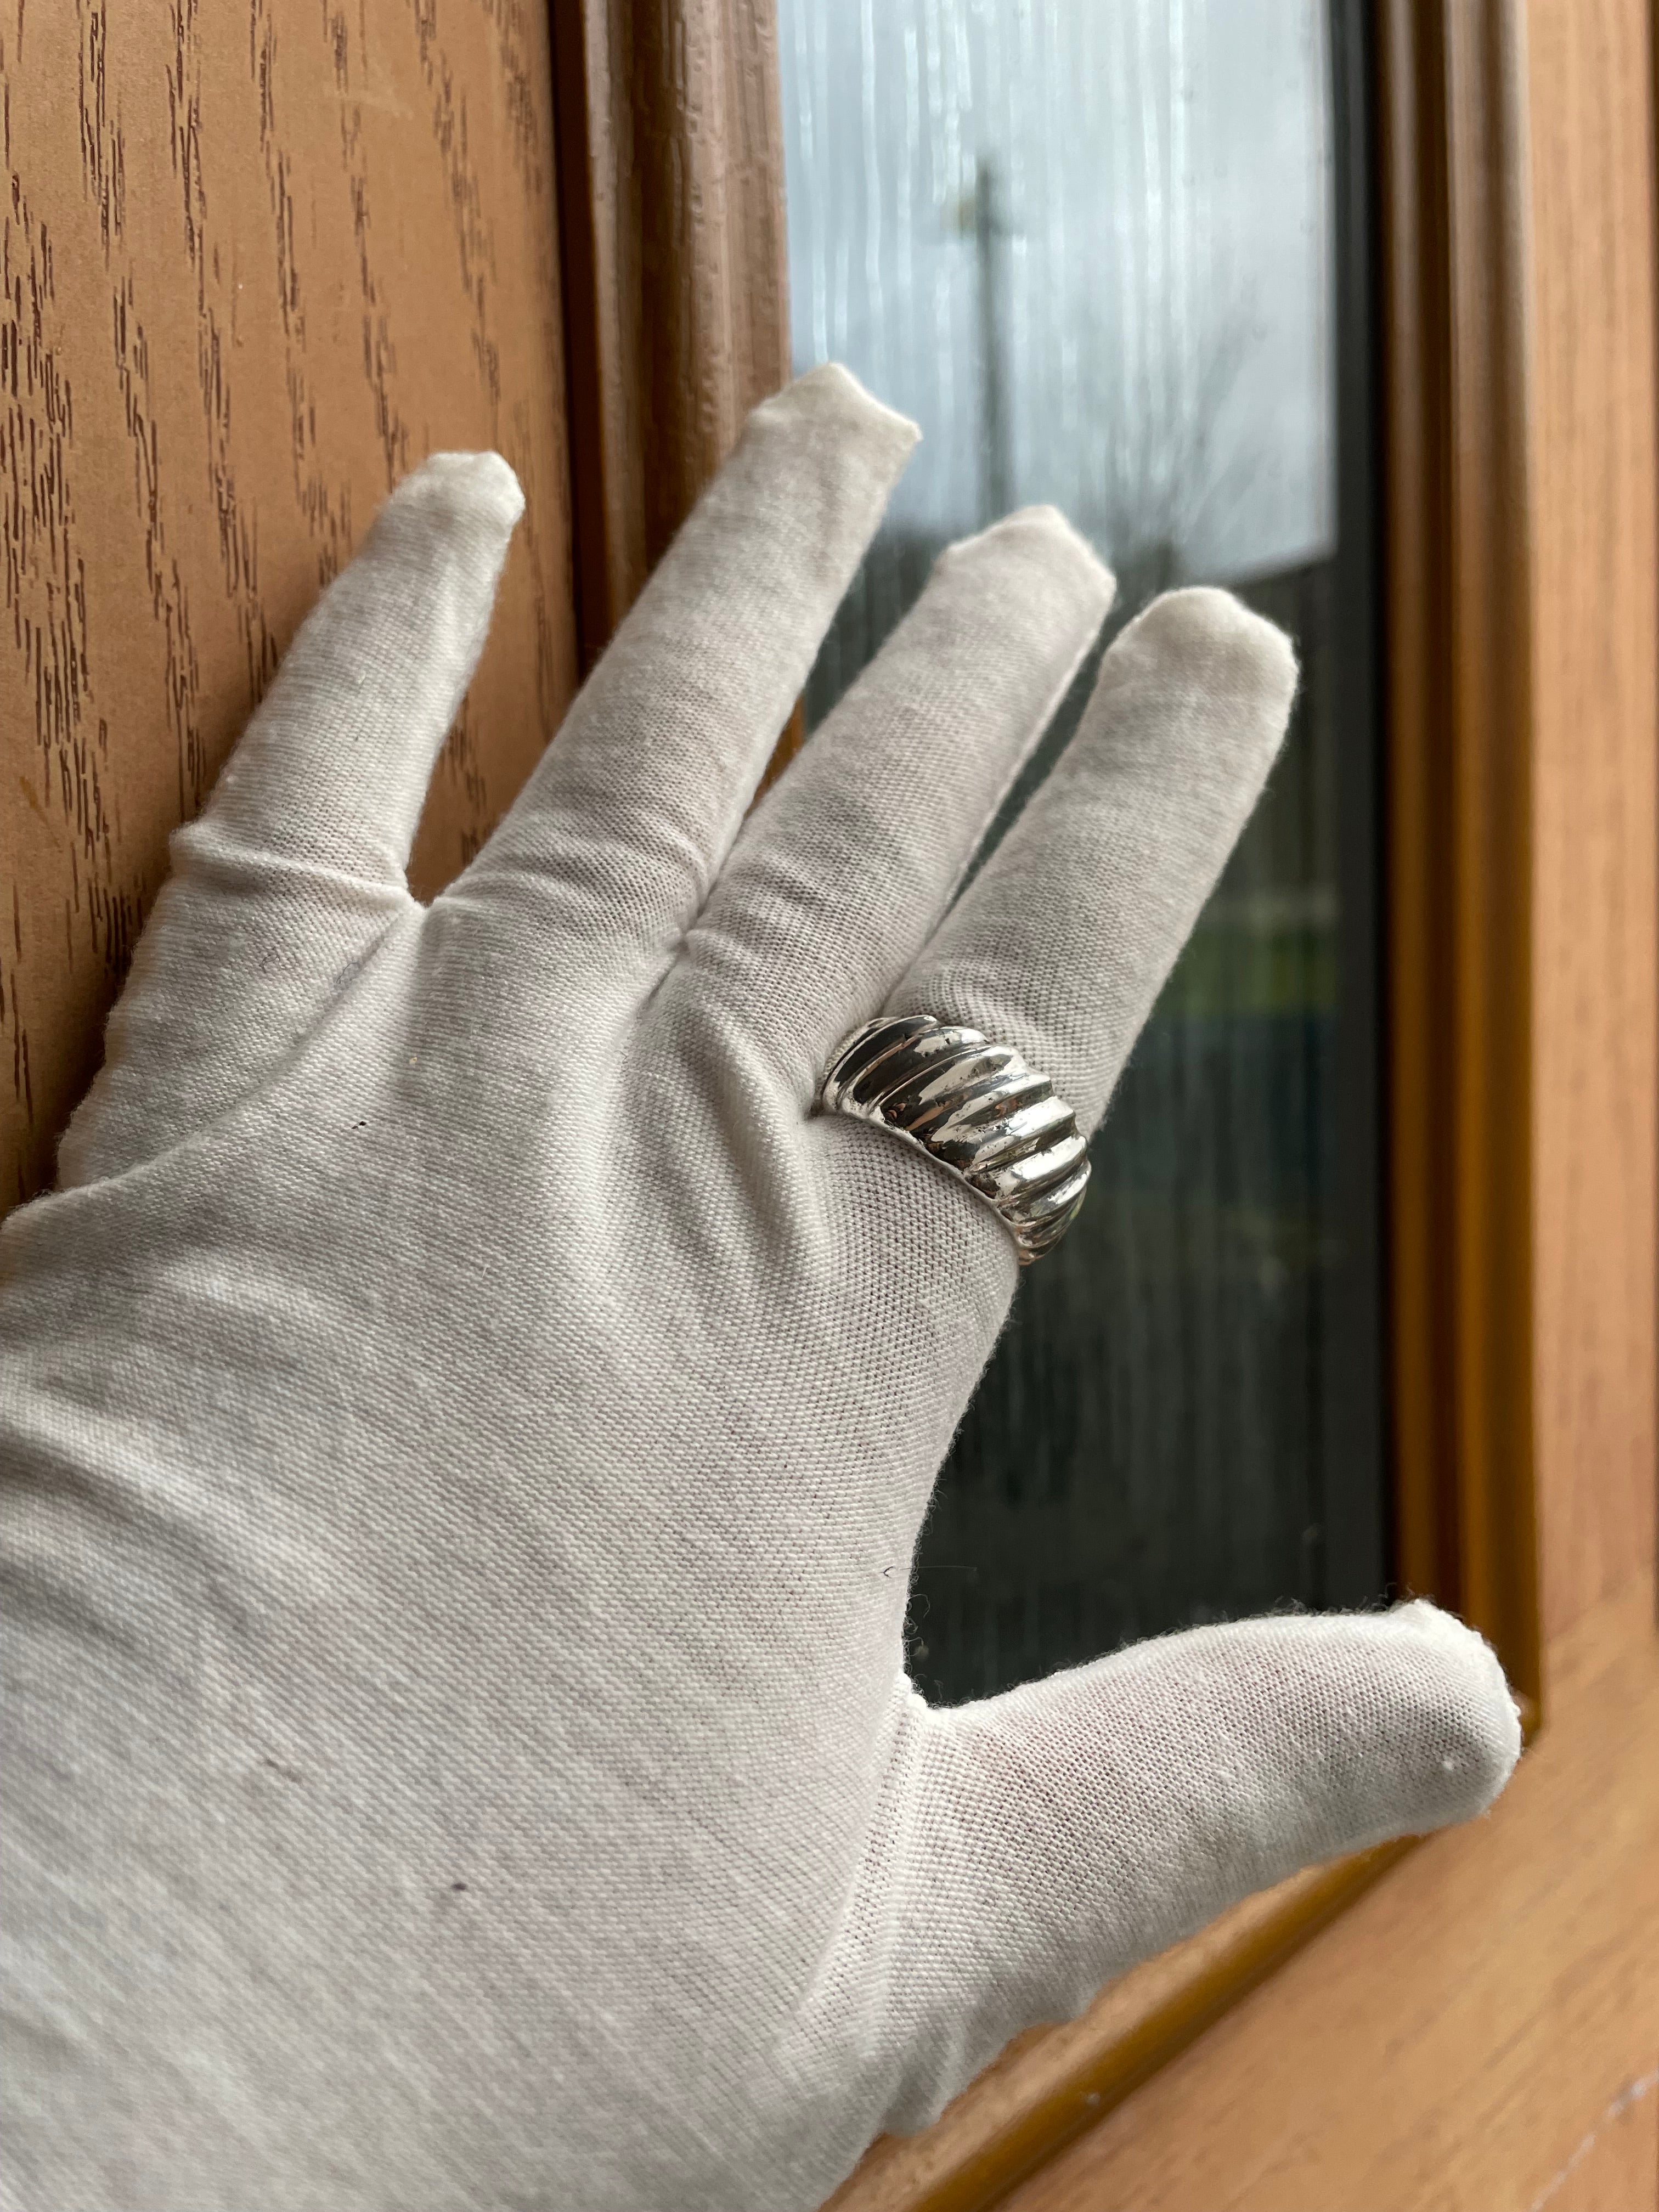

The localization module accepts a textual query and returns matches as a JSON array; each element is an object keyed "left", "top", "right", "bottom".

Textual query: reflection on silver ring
[{"left": 817, "top": 1012, "right": 1090, "bottom": 1265}]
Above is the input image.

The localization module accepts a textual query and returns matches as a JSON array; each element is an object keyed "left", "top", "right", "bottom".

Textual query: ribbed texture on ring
[{"left": 818, "top": 1014, "right": 1091, "bottom": 1262}]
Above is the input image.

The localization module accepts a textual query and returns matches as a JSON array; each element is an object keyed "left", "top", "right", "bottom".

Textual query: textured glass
[{"left": 778, "top": 0, "right": 1386, "bottom": 1702}]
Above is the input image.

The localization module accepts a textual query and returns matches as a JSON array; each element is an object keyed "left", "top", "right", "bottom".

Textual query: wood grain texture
[
  {"left": 1526, "top": 0, "right": 1659, "bottom": 1646},
  {"left": 0, "top": 0, "right": 578, "bottom": 1213},
  {"left": 552, "top": 0, "right": 792, "bottom": 666},
  {"left": 1531, "top": 2071, "right": 1658, "bottom": 2212}
]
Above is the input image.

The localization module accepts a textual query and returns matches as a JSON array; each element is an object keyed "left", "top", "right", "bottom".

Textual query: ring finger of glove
[{"left": 895, "top": 586, "right": 1298, "bottom": 1142}]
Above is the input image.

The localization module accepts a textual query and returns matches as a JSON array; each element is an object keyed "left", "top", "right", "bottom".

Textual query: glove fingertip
[
  {"left": 1384, "top": 1598, "right": 1524, "bottom": 1821},
  {"left": 761, "top": 358, "right": 923, "bottom": 463},
  {"left": 384, "top": 449, "right": 526, "bottom": 546},
  {"left": 1112, "top": 584, "right": 1299, "bottom": 766},
  {"left": 933, "top": 504, "right": 1118, "bottom": 627}
]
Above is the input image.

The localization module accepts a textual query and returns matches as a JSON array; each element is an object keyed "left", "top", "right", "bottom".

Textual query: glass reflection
[{"left": 778, "top": 0, "right": 1386, "bottom": 1700}]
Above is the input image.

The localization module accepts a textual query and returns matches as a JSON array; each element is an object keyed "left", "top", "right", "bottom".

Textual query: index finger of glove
[
  {"left": 893, "top": 588, "right": 1297, "bottom": 1135},
  {"left": 199, "top": 452, "right": 524, "bottom": 883},
  {"left": 462, "top": 365, "right": 919, "bottom": 973}
]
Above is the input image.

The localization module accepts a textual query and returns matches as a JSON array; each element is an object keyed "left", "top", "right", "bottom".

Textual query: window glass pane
[{"left": 778, "top": 0, "right": 1387, "bottom": 1701}]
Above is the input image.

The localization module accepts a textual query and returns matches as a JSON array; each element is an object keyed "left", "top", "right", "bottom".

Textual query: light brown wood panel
[
  {"left": 1539, "top": 2076, "right": 1658, "bottom": 2212},
  {"left": 0, "top": 0, "right": 578, "bottom": 1214},
  {"left": 988, "top": 0, "right": 1659, "bottom": 2202},
  {"left": 1527, "top": 0, "right": 1659, "bottom": 1644}
]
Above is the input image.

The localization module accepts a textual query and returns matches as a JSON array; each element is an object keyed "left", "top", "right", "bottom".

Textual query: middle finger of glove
[{"left": 680, "top": 506, "right": 1114, "bottom": 1102}]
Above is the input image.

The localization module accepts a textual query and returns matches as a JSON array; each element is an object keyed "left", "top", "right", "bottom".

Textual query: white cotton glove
[{"left": 1, "top": 365, "right": 1519, "bottom": 2212}]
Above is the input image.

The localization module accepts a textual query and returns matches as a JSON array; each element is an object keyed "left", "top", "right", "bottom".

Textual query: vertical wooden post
[
  {"left": 551, "top": 0, "right": 794, "bottom": 669},
  {"left": 1379, "top": 0, "right": 1541, "bottom": 1707}
]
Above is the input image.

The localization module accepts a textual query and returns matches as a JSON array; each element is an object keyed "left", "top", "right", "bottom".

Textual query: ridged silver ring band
[{"left": 817, "top": 1013, "right": 1091, "bottom": 1264}]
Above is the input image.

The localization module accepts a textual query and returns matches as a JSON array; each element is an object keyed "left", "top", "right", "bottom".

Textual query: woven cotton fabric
[{"left": 0, "top": 366, "right": 1519, "bottom": 2212}]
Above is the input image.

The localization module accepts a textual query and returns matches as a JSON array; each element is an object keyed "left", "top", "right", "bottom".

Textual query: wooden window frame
[{"left": 549, "top": 3, "right": 1542, "bottom": 2206}]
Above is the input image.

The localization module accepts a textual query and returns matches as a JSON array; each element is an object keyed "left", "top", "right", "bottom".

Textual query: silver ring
[{"left": 817, "top": 1013, "right": 1090, "bottom": 1264}]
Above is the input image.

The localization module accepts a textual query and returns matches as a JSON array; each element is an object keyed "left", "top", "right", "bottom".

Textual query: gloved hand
[{"left": 1, "top": 364, "right": 1518, "bottom": 2212}]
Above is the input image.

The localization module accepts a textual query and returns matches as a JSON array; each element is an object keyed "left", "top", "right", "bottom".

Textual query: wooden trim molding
[
  {"left": 549, "top": 0, "right": 794, "bottom": 670},
  {"left": 1381, "top": 0, "right": 1542, "bottom": 1710},
  {"left": 823, "top": 5, "right": 1543, "bottom": 2208}
]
